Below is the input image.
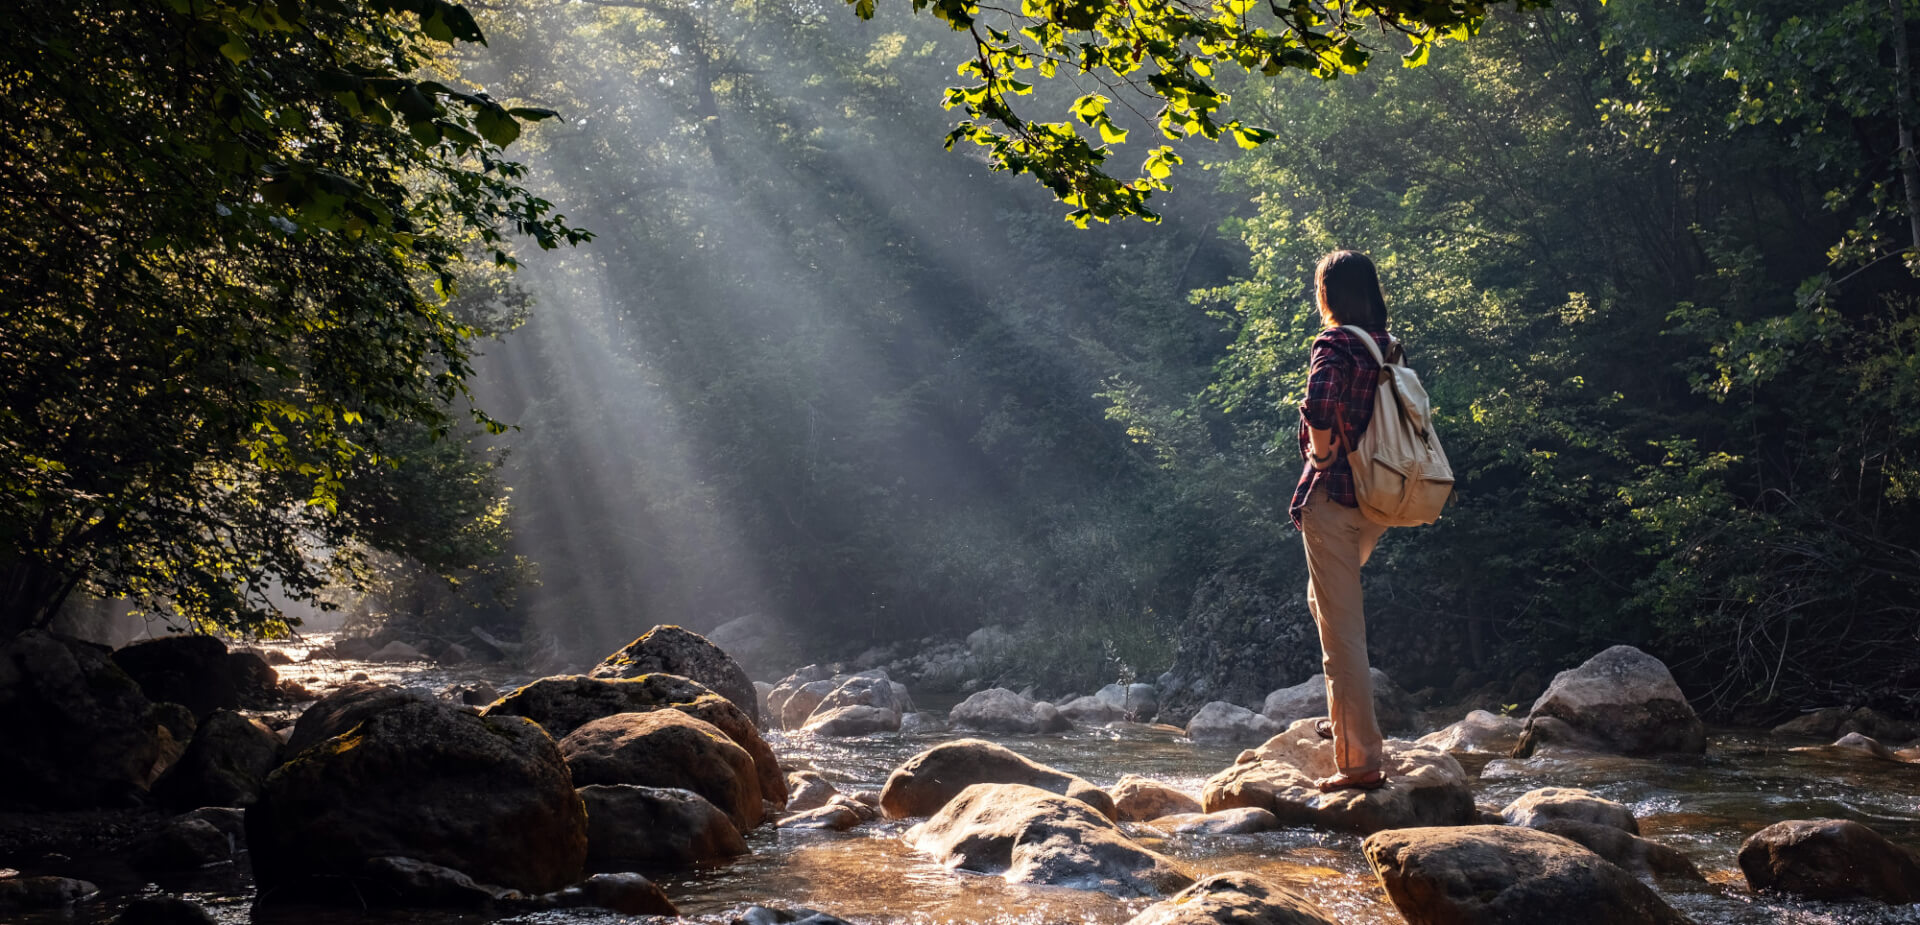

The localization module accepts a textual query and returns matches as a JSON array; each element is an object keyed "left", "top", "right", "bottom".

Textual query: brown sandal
[
  {"left": 1313, "top": 718, "right": 1334, "bottom": 740},
  {"left": 1314, "top": 769, "right": 1388, "bottom": 792}
]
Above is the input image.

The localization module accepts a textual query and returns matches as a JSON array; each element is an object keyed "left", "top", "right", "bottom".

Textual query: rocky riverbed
[{"left": 2, "top": 628, "right": 1918, "bottom": 924}]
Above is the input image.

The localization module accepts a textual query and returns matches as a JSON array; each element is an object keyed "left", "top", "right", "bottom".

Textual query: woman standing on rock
[{"left": 1292, "top": 250, "right": 1395, "bottom": 791}]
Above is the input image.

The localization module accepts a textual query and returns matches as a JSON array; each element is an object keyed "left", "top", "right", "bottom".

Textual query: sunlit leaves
[{"left": 852, "top": 0, "right": 1542, "bottom": 221}]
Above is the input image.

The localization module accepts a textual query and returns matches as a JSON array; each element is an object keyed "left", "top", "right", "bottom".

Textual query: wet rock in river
[
  {"left": 113, "top": 895, "right": 218, "bottom": 925},
  {"left": 1417, "top": 710, "right": 1525, "bottom": 755},
  {"left": 1772, "top": 706, "right": 1919, "bottom": 743},
  {"left": 778, "top": 803, "right": 864, "bottom": 831},
  {"left": 284, "top": 682, "right": 433, "bottom": 755},
  {"left": 1201, "top": 719, "right": 1474, "bottom": 835},
  {"left": 1110, "top": 774, "right": 1202, "bottom": 821},
  {"left": 1526, "top": 818, "right": 1704, "bottom": 881},
  {"left": 560, "top": 710, "right": 763, "bottom": 831},
  {"left": 151, "top": 708, "right": 281, "bottom": 809},
  {"left": 948, "top": 687, "right": 1073, "bottom": 734},
  {"left": 367, "top": 640, "right": 429, "bottom": 662},
  {"left": 0, "top": 630, "right": 163, "bottom": 808},
  {"left": 803, "top": 704, "right": 901, "bottom": 737},
  {"left": 1125, "top": 870, "right": 1339, "bottom": 924},
  {"left": 909, "top": 782, "right": 1192, "bottom": 897},
  {"left": 1186, "top": 701, "right": 1284, "bottom": 745},
  {"left": 249, "top": 700, "right": 587, "bottom": 898},
  {"left": 1149, "top": 808, "right": 1280, "bottom": 835},
  {"left": 132, "top": 816, "right": 235, "bottom": 870},
  {"left": 767, "top": 665, "right": 835, "bottom": 725},
  {"left": 880, "top": 738, "right": 1114, "bottom": 819},
  {"left": 361, "top": 856, "right": 522, "bottom": 906},
  {"left": 589, "top": 624, "right": 761, "bottom": 727},
  {"left": 530, "top": 872, "right": 678, "bottom": 916},
  {"left": 1500, "top": 787, "right": 1638, "bottom": 834},
  {"left": 1363, "top": 825, "right": 1693, "bottom": 925},
  {"left": 1514, "top": 645, "right": 1705, "bottom": 756},
  {"left": 1060, "top": 684, "right": 1130, "bottom": 724},
  {"left": 1261, "top": 669, "right": 1416, "bottom": 734},
  {"left": 1789, "top": 732, "right": 1903, "bottom": 762},
  {"left": 1738, "top": 818, "right": 1920, "bottom": 904},
  {"left": 812, "top": 672, "right": 901, "bottom": 714},
  {"left": 113, "top": 635, "right": 239, "bottom": 720},
  {"left": 580, "top": 784, "right": 747, "bottom": 867},
  {"left": 736, "top": 907, "right": 856, "bottom": 925},
  {"left": 0, "top": 875, "right": 98, "bottom": 911},
  {"left": 483, "top": 673, "right": 784, "bottom": 807},
  {"left": 788, "top": 770, "right": 840, "bottom": 811},
  {"left": 778, "top": 679, "right": 839, "bottom": 729}
]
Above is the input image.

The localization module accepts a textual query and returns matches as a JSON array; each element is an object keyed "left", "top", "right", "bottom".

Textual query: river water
[{"left": 21, "top": 645, "right": 1920, "bottom": 925}]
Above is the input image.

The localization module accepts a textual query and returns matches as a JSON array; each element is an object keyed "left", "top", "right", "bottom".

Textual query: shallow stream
[{"left": 18, "top": 645, "right": 1920, "bottom": 924}]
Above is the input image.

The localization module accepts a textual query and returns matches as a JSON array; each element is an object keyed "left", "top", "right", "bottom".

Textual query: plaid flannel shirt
[{"left": 1290, "top": 325, "right": 1393, "bottom": 530}]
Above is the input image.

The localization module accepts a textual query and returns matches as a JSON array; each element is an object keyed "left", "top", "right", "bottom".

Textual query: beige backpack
[{"left": 1335, "top": 325, "right": 1455, "bottom": 526}]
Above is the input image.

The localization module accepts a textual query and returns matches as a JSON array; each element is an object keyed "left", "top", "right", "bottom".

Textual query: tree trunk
[{"left": 1890, "top": 0, "right": 1920, "bottom": 261}]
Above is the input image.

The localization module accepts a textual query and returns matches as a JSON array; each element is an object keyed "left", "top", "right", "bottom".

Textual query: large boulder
[
  {"left": 558, "top": 710, "right": 763, "bottom": 832},
  {"left": 1261, "top": 669, "right": 1416, "bottom": 733},
  {"left": 1156, "top": 574, "right": 1321, "bottom": 726},
  {"left": 810, "top": 673, "right": 900, "bottom": 716},
  {"left": 801, "top": 704, "right": 901, "bottom": 737},
  {"left": 284, "top": 683, "right": 432, "bottom": 755},
  {"left": 880, "top": 738, "right": 1114, "bottom": 819},
  {"left": 1185, "top": 701, "right": 1283, "bottom": 745},
  {"left": 787, "top": 770, "right": 841, "bottom": 812},
  {"left": 588, "top": 625, "right": 759, "bottom": 727},
  {"left": 1416, "top": 710, "right": 1525, "bottom": 755},
  {"left": 1201, "top": 719, "right": 1473, "bottom": 835},
  {"left": 151, "top": 709, "right": 282, "bottom": 808},
  {"left": 0, "top": 630, "right": 162, "bottom": 807},
  {"left": 227, "top": 649, "right": 281, "bottom": 706},
  {"left": 1059, "top": 684, "right": 1130, "bottom": 724},
  {"left": 579, "top": 784, "right": 748, "bottom": 868},
  {"left": 1737, "top": 818, "right": 1920, "bottom": 904},
  {"left": 1125, "top": 871, "right": 1339, "bottom": 925},
  {"left": 766, "top": 665, "right": 835, "bottom": 725},
  {"left": 483, "top": 673, "right": 783, "bottom": 808},
  {"left": 113, "top": 635, "right": 238, "bottom": 719},
  {"left": 248, "top": 700, "right": 587, "bottom": 898},
  {"left": 1110, "top": 775, "right": 1202, "bottom": 822},
  {"left": 1500, "top": 787, "right": 1638, "bottom": 835},
  {"left": 778, "top": 680, "right": 839, "bottom": 730},
  {"left": 948, "top": 687, "right": 1071, "bottom": 734},
  {"left": 908, "top": 783, "right": 1191, "bottom": 897},
  {"left": 1150, "top": 808, "right": 1281, "bottom": 836},
  {"left": 1363, "top": 826, "right": 1693, "bottom": 925},
  {"left": 1525, "top": 819, "right": 1704, "bottom": 881},
  {"left": 1772, "top": 706, "right": 1919, "bottom": 743},
  {"left": 1515, "top": 646, "right": 1705, "bottom": 756}
]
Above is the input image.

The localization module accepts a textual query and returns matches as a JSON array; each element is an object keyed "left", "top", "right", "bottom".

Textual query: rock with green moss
[
  {"left": 0, "top": 630, "right": 161, "bottom": 807},
  {"left": 587, "top": 625, "right": 760, "bottom": 727},
  {"left": 559, "top": 710, "right": 764, "bottom": 832},
  {"left": 284, "top": 682, "right": 433, "bottom": 755},
  {"left": 248, "top": 699, "right": 587, "bottom": 899},
  {"left": 152, "top": 709, "right": 282, "bottom": 808}
]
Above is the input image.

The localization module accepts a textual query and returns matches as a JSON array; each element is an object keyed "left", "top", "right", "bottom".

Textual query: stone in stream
[
  {"left": 366, "top": 640, "right": 429, "bottom": 662},
  {"left": 787, "top": 770, "right": 841, "bottom": 811},
  {"left": 1185, "top": 701, "right": 1284, "bottom": 745},
  {"left": 360, "top": 856, "right": 523, "bottom": 905},
  {"left": 802, "top": 704, "right": 901, "bottom": 737},
  {"left": 151, "top": 708, "right": 282, "bottom": 809},
  {"left": 0, "top": 630, "right": 163, "bottom": 808},
  {"left": 528, "top": 872, "right": 678, "bottom": 916},
  {"left": 908, "top": 782, "right": 1192, "bottom": 897},
  {"left": 1201, "top": 718, "right": 1474, "bottom": 835},
  {"left": 1772, "top": 706, "right": 1919, "bottom": 743},
  {"left": 247, "top": 699, "right": 587, "bottom": 898},
  {"left": 1513, "top": 645, "right": 1706, "bottom": 757},
  {"left": 113, "top": 896, "right": 218, "bottom": 925},
  {"left": 112, "top": 635, "right": 239, "bottom": 720},
  {"left": 766, "top": 664, "right": 834, "bottom": 723},
  {"left": 778, "top": 804, "right": 865, "bottom": 831},
  {"left": 559, "top": 710, "right": 763, "bottom": 831},
  {"left": 948, "top": 687, "right": 1073, "bottom": 734},
  {"left": 736, "top": 907, "right": 857, "bottom": 925},
  {"left": 1738, "top": 818, "right": 1920, "bottom": 904},
  {"left": 1525, "top": 818, "right": 1704, "bottom": 881},
  {"left": 588, "top": 624, "right": 761, "bottom": 727},
  {"left": 779, "top": 679, "right": 840, "bottom": 729},
  {"left": 1149, "top": 808, "right": 1281, "bottom": 835},
  {"left": 579, "top": 784, "right": 748, "bottom": 867},
  {"left": 1261, "top": 669, "right": 1417, "bottom": 734},
  {"left": 1500, "top": 787, "right": 1638, "bottom": 834},
  {"left": 0, "top": 875, "right": 99, "bottom": 911},
  {"left": 1416, "top": 710, "right": 1526, "bottom": 755},
  {"left": 132, "top": 816, "right": 236, "bottom": 871},
  {"left": 1363, "top": 825, "right": 1693, "bottom": 925},
  {"left": 283, "top": 682, "right": 433, "bottom": 755},
  {"left": 1110, "top": 774, "right": 1203, "bottom": 821},
  {"left": 1789, "top": 732, "right": 1904, "bottom": 762},
  {"left": 1125, "top": 871, "right": 1339, "bottom": 924},
  {"left": 1060, "top": 684, "right": 1131, "bottom": 724},
  {"left": 482, "top": 673, "right": 785, "bottom": 808},
  {"left": 880, "top": 738, "right": 1114, "bottom": 819}
]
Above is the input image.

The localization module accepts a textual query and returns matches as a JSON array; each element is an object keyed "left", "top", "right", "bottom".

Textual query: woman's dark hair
[{"left": 1315, "top": 250, "right": 1389, "bottom": 331}]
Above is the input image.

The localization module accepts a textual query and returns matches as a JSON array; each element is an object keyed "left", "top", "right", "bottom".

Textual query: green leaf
[{"left": 474, "top": 107, "right": 521, "bottom": 147}]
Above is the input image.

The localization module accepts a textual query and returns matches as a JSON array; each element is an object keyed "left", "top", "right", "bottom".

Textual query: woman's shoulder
[{"left": 1312, "top": 325, "right": 1390, "bottom": 350}]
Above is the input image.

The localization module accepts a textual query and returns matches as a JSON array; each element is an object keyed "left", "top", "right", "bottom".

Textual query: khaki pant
[{"left": 1301, "top": 486, "right": 1389, "bottom": 775}]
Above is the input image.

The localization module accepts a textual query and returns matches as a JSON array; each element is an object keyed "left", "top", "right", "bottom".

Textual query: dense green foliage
[
  {"left": 472, "top": 0, "right": 1920, "bottom": 715},
  {"left": 0, "top": 0, "right": 581, "bottom": 637}
]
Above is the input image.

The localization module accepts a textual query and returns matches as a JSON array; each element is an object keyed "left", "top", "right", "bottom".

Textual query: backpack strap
[{"left": 1338, "top": 324, "right": 1391, "bottom": 368}]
